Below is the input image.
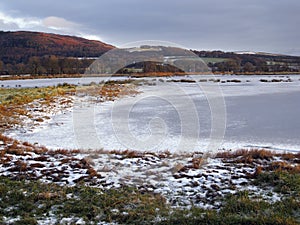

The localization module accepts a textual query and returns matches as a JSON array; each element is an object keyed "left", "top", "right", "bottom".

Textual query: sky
[{"left": 0, "top": 0, "right": 299, "bottom": 55}]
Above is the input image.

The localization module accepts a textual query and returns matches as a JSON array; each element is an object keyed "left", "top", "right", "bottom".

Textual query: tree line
[
  {"left": 1, "top": 51, "right": 300, "bottom": 76},
  {"left": 193, "top": 50, "right": 300, "bottom": 73},
  {"left": 0, "top": 56, "right": 94, "bottom": 75}
]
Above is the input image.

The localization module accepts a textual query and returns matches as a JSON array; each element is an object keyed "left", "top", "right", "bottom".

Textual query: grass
[
  {"left": 0, "top": 176, "right": 168, "bottom": 224},
  {"left": 216, "top": 149, "right": 275, "bottom": 163},
  {"left": 253, "top": 170, "right": 300, "bottom": 197},
  {"left": 0, "top": 85, "right": 75, "bottom": 106},
  {"left": 0, "top": 173, "right": 299, "bottom": 224},
  {"left": 0, "top": 81, "right": 139, "bottom": 132},
  {"left": 201, "top": 57, "right": 228, "bottom": 64},
  {"left": 0, "top": 85, "right": 75, "bottom": 132},
  {"left": 0, "top": 135, "right": 299, "bottom": 224}
]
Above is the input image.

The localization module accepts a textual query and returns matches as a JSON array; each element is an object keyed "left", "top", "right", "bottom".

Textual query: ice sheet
[{"left": 7, "top": 75, "right": 300, "bottom": 152}]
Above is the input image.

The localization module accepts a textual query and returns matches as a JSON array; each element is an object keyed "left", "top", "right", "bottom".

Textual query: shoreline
[{"left": 1, "top": 71, "right": 300, "bottom": 81}]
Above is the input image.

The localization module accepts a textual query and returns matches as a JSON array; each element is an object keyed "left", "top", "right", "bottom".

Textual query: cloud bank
[
  {"left": 0, "top": 11, "right": 102, "bottom": 41},
  {"left": 0, "top": 0, "right": 299, "bottom": 55}
]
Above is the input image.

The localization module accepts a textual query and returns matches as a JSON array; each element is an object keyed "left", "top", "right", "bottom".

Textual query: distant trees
[
  {"left": 116, "top": 61, "right": 183, "bottom": 74},
  {"left": 1, "top": 48, "right": 300, "bottom": 76},
  {"left": 214, "top": 59, "right": 240, "bottom": 73},
  {"left": 28, "top": 57, "right": 43, "bottom": 75},
  {"left": 0, "top": 56, "right": 94, "bottom": 75},
  {"left": 44, "top": 55, "right": 60, "bottom": 74},
  {"left": 1, "top": 55, "right": 299, "bottom": 76},
  {"left": 243, "top": 62, "right": 255, "bottom": 72},
  {"left": 193, "top": 50, "right": 300, "bottom": 73}
]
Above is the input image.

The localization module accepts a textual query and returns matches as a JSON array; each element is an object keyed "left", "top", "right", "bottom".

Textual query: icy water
[
  {"left": 5, "top": 75, "right": 300, "bottom": 153},
  {"left": 0, "top": 76, "right": 128, "bottom": 88}
]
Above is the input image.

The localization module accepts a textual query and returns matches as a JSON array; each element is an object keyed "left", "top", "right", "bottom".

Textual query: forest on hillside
[{"left": 1, "top": 31, "right": 300, "bottom": 75}]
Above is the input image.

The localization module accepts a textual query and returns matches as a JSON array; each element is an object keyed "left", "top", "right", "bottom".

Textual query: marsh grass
[
  {"left": 0, "top": 81, "right": 138, "bottom": 132},
  {"left": 0, "top": 143, "right": 300, "bottom": 224},
  {"left": 216, "top": 149, "right": 275, "bottom": 161},
  {"left": 0, "top": 85, "right": 75, "bottom": 132},
  {"left": 0, "top": 85, "right": 75, "bottom": 106},
  {"left": 253, "top": 170, "right": 300, "bottom": 197},
  {"left": 0, "top": 176, "right": 299, "bottom": 225},
  {"left": 76, "top": 81, "right": 139, "bottom": 102},
  {"left": 0, "top": 177, "right": 168, "bottom": 224}
]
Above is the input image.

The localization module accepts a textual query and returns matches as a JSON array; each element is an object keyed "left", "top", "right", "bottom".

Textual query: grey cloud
[{"left": 0, "top": 0, "right": 299, "bottom": 55}]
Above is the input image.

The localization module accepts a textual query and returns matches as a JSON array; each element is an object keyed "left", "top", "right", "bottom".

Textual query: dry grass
[
  {"left": 266, "top": 162, "right": 300, "bottom": 173},
  {"left": 0, "top": 85, "right": 75, "bottom": 132},
  {"left": 48, "top": 149, "right": 80, "bottom": 156},
  {"left": 36, "top": 191, "right": 63, "bottom": 200},
  {"left": 76, "top": 82, "right": 139, "bottom": 103},
  {"left": 279, "top": 152, "right": 300, "bottom": 163},
  {"left": 7, "top": 160, "right": 28, "bottom": 172},
  {"left": 0, "top": 134, "right": 48, "bottom": 157},
  {"left": 191, "top": 157, "right": 206, "bottom": 169},
  {"left": 216, "top": 149, "right": 276, "bottom": 163}
]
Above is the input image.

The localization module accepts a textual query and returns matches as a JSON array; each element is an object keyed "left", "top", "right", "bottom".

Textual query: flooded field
[{"left": 4, "top": 74, "right": 300, "bottom": 153}]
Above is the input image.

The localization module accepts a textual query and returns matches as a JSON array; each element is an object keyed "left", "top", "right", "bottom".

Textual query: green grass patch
[
  {"left": 0, "top": 85, "right": 75, "bottom": 106},
  {"left": 0, "top": 176, "right": 299, "bottom": 224},
  {"left": 253, "top": 171, "right": 300, "bottom": 197},
  {"left": 201, "top": 57, "right": 228, "bottom": 64},
  {"left": 0, "top": 177, "right": 168, "bottom": 224}
]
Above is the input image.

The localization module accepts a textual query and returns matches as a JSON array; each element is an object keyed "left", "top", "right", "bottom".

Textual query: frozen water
[{"left": 6, "top": 75, "right": 300, "bottom": 152}]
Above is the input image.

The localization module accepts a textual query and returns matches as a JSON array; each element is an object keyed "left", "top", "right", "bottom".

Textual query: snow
[
  {"left": 2, "top": 216, "right": 21, "bottom": 224},
  {"left": 234, "top": 51, "right": 257, "bottom": 55},
  {"left": 3, "top": 135, "right": 289, "bottom": 209}
]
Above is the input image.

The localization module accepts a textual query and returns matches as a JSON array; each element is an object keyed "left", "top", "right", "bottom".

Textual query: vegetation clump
[{"left": 0, "top": 175, "right": 299, "bottom": 225}]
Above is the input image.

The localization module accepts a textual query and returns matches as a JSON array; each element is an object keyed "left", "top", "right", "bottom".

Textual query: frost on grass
[
  {"left": 0, "top": 142, "right": 299, "bottom": 224},
  {"left": 1, "top": 134, "right": 299, "bottom": 209}
]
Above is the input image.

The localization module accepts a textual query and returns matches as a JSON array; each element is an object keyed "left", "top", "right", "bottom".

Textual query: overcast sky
[{"left": 0, "top": 0, "right": 299, "bottom": 55}]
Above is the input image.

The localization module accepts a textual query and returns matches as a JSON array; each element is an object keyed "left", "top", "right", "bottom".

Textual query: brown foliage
[
  {"left": 37, "top": 192, "right": 62, "bottom": 200},
  {"left": 267, "top": 162, "right": 300, "bottom": 173},
  {"left": 8, "top": 161, "right": 27, "bottom": 172},
  {"left": 216, "top": 149, "right": 275, "bottom": 162}
]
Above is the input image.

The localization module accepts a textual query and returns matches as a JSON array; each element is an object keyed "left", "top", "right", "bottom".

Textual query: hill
[
  {"left": 0, "top": 30, "right": 299, "bottom": 75},
  {"left": 0, "top": 31, "right": 114, "bottom": 64}
]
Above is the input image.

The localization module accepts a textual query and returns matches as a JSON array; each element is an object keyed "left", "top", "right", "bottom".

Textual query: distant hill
[
  {"left": 0, "top": 30, "right": 299, "bottom": 75},
  {"left": 0, "top": 31, "right": 114, "bottom": 64}
]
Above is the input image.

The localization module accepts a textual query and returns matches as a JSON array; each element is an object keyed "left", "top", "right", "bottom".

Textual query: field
[
  {"left": 0, "top": 134, "right": 299, "bottom": 224},
  {"left": 0, "top": 78, "right": 300, "bottom": 224},
  {"left": 201, "top": 57, "right": 228, "bottom": 64}
]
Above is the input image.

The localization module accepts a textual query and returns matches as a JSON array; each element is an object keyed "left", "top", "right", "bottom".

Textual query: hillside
[
  {"left": 0, "top": 31, "right": 114, "bottom": 64},
  {"left": 0, "top": 30, "right": 300, "bottom": 76}
]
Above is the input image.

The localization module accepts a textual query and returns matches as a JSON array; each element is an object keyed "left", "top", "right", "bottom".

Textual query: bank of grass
[
  {"left": 0, "top": 85, "right": 76, "bottom": 132},
  {"left": 0, "top": 81, "right": 139, "bottom": 132},
  {"left": 0, "top": 172, "right": 299, "bottom": 225},
  {"left": 0, "top": 85, "right": 75, "bottom": 106},
  {"left": 0, "top": 79, "right": 140, "bottom": 106}
]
